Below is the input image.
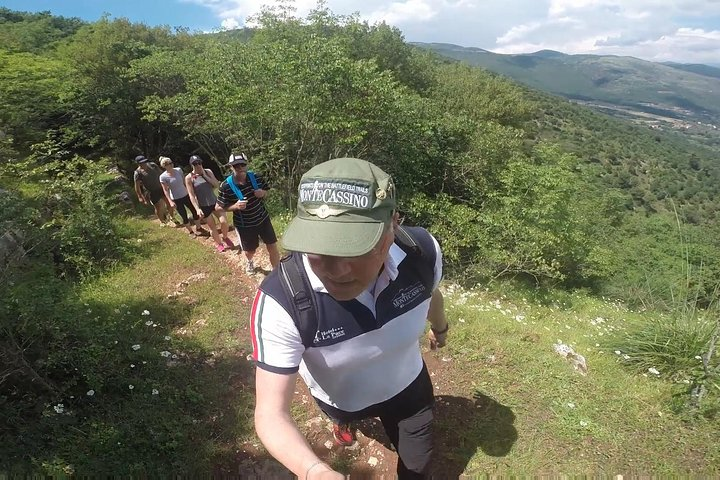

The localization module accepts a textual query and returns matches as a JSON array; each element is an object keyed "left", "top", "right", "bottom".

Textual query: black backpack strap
[
  {"left": 394, "top": 225, "right": 423, "bottom": 257},
  {"left": 394, "top": 226, "right": 437, "bottom": 289},
  {"left": 278, "top": 253, "right": 318, "bottom": 348}
]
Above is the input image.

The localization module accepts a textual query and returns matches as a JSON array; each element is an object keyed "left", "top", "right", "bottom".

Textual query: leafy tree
[{"left": 0, "top": 50, "right": 71, "bottom": 149}]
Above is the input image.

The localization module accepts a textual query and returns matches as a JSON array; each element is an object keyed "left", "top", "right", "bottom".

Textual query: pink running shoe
[
  {"left": 215, "top": 243, "right": 226, "bottom": 253},
  {"left": 332, "top": 423, "right": 354, "bottom": 446}
]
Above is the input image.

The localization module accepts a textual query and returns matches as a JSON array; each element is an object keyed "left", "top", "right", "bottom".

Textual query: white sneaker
[{"left": 246, "top": 259, "right": 255, "bottom": 274}]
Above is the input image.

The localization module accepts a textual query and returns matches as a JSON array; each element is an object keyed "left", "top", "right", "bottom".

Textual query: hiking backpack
[
  {"left": 278, "top": 226, "right": 433, "bottom": 348},
  {"left": 225, "top": 171, "right": 259, "bottom": 200}
]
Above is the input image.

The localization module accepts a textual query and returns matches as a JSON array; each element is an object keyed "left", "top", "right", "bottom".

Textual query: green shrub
[
  {"left": 613, "top": 314, "right": 716, "bottom": 379},
  {"left": 7, "top": 154, "right": 127, "bottom": 278}
]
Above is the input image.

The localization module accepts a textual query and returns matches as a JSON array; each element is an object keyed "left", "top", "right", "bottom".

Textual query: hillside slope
[{"left": 414, "top": 43, "right": 720, "bottom": 139}]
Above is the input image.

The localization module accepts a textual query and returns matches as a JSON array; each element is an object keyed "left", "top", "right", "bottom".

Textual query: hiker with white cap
[
  {"left": 215, "top": 153, "right": 279, "bottom": 273},
  {"left": 251, "top": 158, "right": 448, "bottom": 479}
]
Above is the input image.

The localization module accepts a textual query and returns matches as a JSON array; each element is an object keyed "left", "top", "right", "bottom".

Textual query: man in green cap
[{"left": 251, "top": 158, "right": 449, "bottom": 479}]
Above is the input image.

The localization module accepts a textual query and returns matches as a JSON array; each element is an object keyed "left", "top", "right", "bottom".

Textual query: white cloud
[
  {"left": 183, "top": 0, "right": 720, "bottom": 63},
  {"left": 221, "top": 17, "right": 241, "bottom": 29},
  {"left": 366, "top": 0, "right": 437, "bottom": 25},
  {"left": 496, "top": 22, "right": 542, "bottom": 45}
]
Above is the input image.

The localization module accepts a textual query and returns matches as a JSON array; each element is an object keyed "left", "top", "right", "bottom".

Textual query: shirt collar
[{"left": 302, "top": 241, "right": 408, "bottom": 296}]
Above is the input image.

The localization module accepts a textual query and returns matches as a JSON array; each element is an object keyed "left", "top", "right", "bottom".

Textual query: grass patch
[
  {"left": 434, "top": 281, "right": 720, "bottom": 475},
  {"left": 1, "top": 215, "right": 258, "bottom": 475}
]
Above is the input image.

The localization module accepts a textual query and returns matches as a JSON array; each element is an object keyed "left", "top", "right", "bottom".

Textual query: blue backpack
[{"left": 225, "top": 171, "right": 259, "bottom": 200}]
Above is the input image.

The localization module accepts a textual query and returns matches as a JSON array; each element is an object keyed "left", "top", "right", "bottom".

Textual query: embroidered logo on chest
[
  {"left": 314, "top": 326, "right": 346, "bottom": 344},
  {"left": 392, "top": 281, "right": 426, "bottom": 309}
]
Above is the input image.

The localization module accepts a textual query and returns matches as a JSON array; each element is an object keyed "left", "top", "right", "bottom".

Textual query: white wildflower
[
  {"left": 648, "top": 367, "right": 660, "bottom": 375},
  {"left": 164, "top": 336, "right": 171, "bottom": 341},
  {"left": 141, "top": 310, "right": 150, "bottom": 316},
  {"left": 131, "top": 344, "right": 141, "bottom": 351},
  {"left": 622, "top": 354, "right": 630, "bottom": 360},
  {"left": 130, "top": 364, "right": 135, "bottom": 368},
  {"left": 567, "top": 402, "right": 575, "bottom": 409},
  {"left": 145, "top": 320, "right": 153, "bottom": 326},
  {"left": 152, "top": 389, "right": 159, "bottom": 395},
  {"left": 160, "top": 351, "right": 171, "bottom": 357},
  {"left": 128, "top": 385, "right": 135, "bottom": 390},
  {"left": 695, "top": 355, "right": 703, "bottom": 360},
  {"left": 579, "top": 420, "right": 589, "bottom": 427},
  {"left": 53, "top": 403, "right": 64, "bottom": 414},
  {"left": 86, "top": 390, "right": 95, "bottom": 396}
]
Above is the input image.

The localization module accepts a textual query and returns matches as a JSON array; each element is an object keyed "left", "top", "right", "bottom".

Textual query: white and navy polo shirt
[{"left": 251, "top": 227, "right": 442, "bottom": 413}]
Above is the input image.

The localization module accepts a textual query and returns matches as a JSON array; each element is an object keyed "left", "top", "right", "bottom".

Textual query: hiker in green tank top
[{"left": 133, "top": 154, "right": 171, "bottom": 225}]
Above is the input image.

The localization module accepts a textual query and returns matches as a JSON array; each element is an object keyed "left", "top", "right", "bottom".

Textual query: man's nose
[{"left": 320, "top": 256, "right": 352, "bottom": 278}]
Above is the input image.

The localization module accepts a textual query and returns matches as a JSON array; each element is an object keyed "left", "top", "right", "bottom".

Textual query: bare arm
[
  {"left": 134, "top": 179, "right": 146, "bottom": 203},
  {"left": 185, "top": 175, "right": 202, "bottom": 215},
  {"left": 427, "top": 288, "right": 448, "bottom": 349},
  {"left": 255, "top": 369, "right": 343, "bottom": 479},
  {"left": 160, "top": 182, "right": 174, "bottom": 207}
]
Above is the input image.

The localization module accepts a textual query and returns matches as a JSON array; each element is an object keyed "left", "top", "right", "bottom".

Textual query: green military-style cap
[{"left": 282, "top": 158, "right": 396, "bottom": 257}]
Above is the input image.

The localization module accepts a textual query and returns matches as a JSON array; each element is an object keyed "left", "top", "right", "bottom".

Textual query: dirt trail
[{"left": 180, "top": 222, "right": 467, "bottom": 478}]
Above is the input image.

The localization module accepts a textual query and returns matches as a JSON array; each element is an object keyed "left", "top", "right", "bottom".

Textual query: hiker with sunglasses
[
  {"left": 215, "top": 153, "right": 280, "bottom": 273},
  {"left": 251, "top": 158, "right": 448, "bottom": 479},
  {"left": 185, "top": 154, "right": 235, "bottom": 253}
]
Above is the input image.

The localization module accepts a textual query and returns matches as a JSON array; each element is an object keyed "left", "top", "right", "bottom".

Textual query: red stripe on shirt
[{"left": 250, "top": 290, "right": 263, "bottom": 360}]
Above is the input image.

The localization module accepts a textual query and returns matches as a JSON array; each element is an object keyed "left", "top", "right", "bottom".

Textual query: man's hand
[
  {"left": 138, "top": 196, "right": 147, "bottom": 205},
  {"left": 169, "top": 200, "right": 176, "bottom": 208},
  {"left": 304, "top": 462, "right": 345, "bottom": 479},
  {"left": 253, "top": 189, "right": 267, "bottom": 199},
  {"left": 427, "top": 326, "right": 448, "bottom": 350},
  {"left": 312, "top": 470, "right": 345, "bottom": 479},
  {"left": 233, "top": 200, "right": 248, "bottom": 210},
  {"left": 196, "top": 209, "right": 205, "bottom": 219}
]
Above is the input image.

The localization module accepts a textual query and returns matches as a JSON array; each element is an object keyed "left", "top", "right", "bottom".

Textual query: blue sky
[{"left": 2, "top": 0, "right": 720, "bottom": 65}]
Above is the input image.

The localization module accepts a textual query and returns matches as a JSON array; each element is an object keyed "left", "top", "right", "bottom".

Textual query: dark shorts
[
  {"left": 236, "top": 217, "right": 277, "bottom": 252},
  {"left": 148, "top": 189, "right": 164, "bottom": 204},
  {"left": 315, "top": 363, "right": 435, "bottom": 479},
  {"left": 200, "top": 204, "right": 216, "bottom": 217}
]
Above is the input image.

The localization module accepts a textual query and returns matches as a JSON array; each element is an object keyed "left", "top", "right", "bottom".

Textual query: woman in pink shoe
[{"left": 185, "top": 155, "right": 235, "bottom": 252}]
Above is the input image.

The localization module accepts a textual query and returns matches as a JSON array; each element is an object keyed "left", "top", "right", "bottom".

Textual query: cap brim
[{"left": 282, "top": 217, "right": 386, "bottom": 257}]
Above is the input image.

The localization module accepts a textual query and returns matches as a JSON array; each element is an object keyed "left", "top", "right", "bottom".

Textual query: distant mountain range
[{"left": 413, "top": 43, "right": 720, "bottom": 142}]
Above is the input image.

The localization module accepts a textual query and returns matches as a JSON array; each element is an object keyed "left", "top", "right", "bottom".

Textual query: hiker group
[
  {"left": 135, "top": 153, "right": 449, "bottom": 479},
  {"left": 133, "top": 152, "right": 279, "bottom": 273}
]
